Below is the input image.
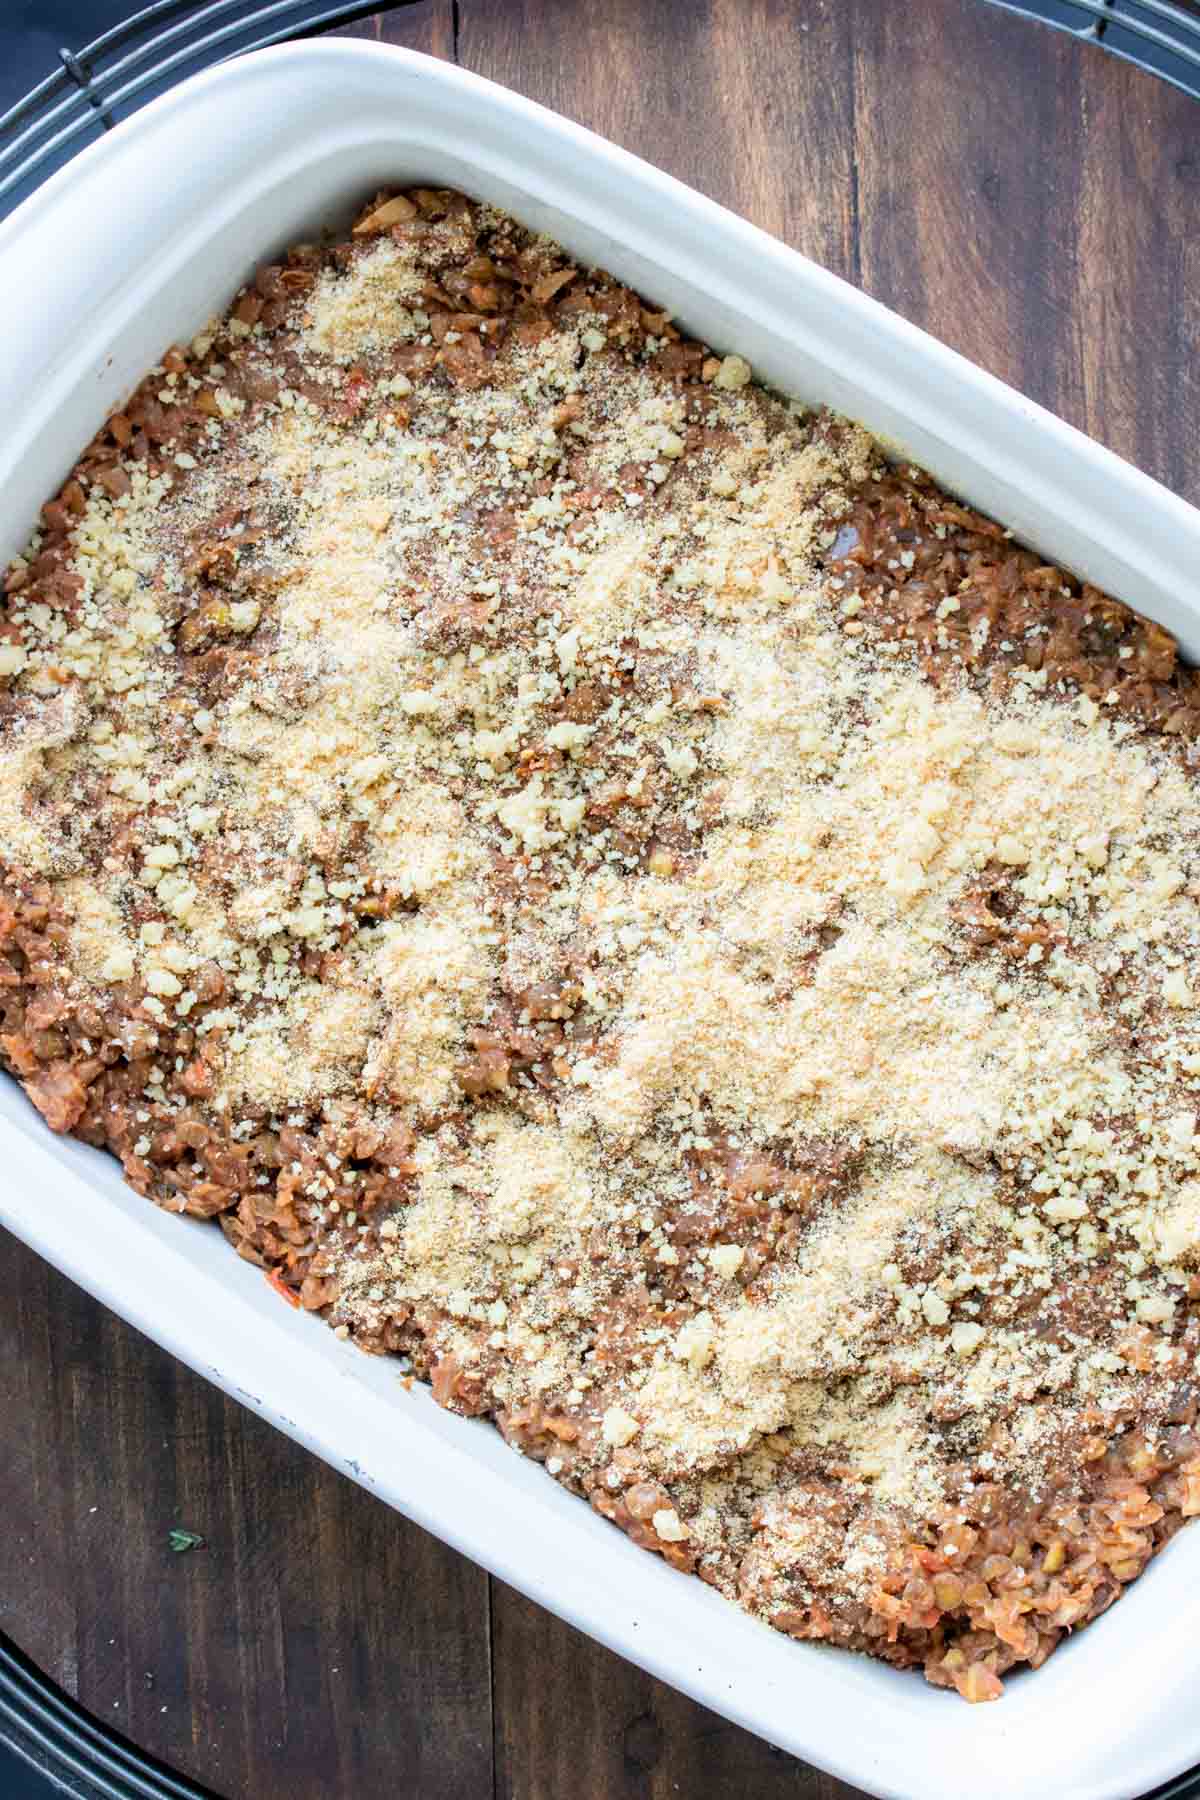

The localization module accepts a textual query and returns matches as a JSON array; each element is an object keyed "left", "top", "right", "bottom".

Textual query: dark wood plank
[
  {"left": 491, "top": 1581, "right": 852, "bottom": 1800},
  {"left": 848, "top": 0, "right": 1200, "bottom": 507},
  {"left": 851, "top": 0, "right": 1088, "bottom": 420},
  {"left": 1069, "top": 50, "right": 1200, "bottom": 507},
  {"left": 0, "top": 1229, "right": 491, "bottom": 1800},
  {"left": 334, "top": 0, "right": 455, "bottom": 57},
  {"left": 5, "top": 5, "right": 1200, "bottom": 1800},
  {"left": 458, "top": 0, "right": 858, "bottom": 281}
]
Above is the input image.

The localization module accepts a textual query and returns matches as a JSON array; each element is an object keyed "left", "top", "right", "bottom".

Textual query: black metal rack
[
  {"left": 988, "top": 0, "right": 1200, "bottom": 94},
  {"left": 0, "top": 1, "right": 1199, "bottom": 1796},
  {"left": 0, "top": 1632, "right": 216, "bottom": 1799},
  {"left": 0, "top": 0, "right": 408, "bottom": 216}
]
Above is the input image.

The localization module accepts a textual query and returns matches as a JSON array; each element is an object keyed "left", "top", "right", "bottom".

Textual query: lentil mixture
[{"left": 5, "top": 187, "right": 1200, "bottom": 1704}]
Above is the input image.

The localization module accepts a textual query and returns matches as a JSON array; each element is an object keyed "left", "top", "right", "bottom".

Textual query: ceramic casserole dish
[{"left": 1, "top": 41, "right": 1199, "bottom": 1800}]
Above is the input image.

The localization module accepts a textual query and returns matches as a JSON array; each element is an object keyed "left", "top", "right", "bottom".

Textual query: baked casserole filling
[{"left": 5, "top": 188, "right": 1200, "bottom": 1702}]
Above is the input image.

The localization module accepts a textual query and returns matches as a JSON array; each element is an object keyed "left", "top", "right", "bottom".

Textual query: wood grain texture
[
  {"left": 490, "top": 1581, "right": 853, "bottom": 1800},
  {"left": 334, "top": 0, "right": 455, "bottom": 58},
  {"left": 460, "top": 0, "right": 860, "bottom": 281},
  {"left": 0, "top": 1233, "right": 492, "bottom": 1800},
  {"left": 4, "top": 3, "right": 1200, "bottom": 1797}
]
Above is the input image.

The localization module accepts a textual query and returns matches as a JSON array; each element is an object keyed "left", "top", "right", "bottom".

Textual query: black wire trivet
[
  {"left": 0, "top": 0, "right": 417, "bottom": 216},
  {"left": 0, "top": 1, "right": 1199, "bottom": 1795},
  {"left": 0, "top": 1632, "right": 217, "bottom": 1799},
  {"left": 988, "top": 0, "right": 1200, "bottom": 95}
]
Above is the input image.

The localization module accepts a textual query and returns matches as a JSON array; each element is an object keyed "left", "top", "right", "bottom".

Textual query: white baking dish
[{"left": 2, "top": 42, "right": 1199, "bottom": 1800}]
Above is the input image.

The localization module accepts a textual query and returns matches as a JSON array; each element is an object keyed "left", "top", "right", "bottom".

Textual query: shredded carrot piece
[{"left": 265, "top": 1266, "right": 301, "bottom": 1308}]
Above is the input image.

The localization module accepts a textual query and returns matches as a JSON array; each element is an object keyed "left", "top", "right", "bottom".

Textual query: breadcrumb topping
[{"left": 4, "top": 186, "right": 1200, "bottom": 1704}]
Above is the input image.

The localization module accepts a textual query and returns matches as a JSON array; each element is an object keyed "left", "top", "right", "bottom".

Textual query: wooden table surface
[{"left": 3, "top": 4, "right": 1199, "bottom": 1796}]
